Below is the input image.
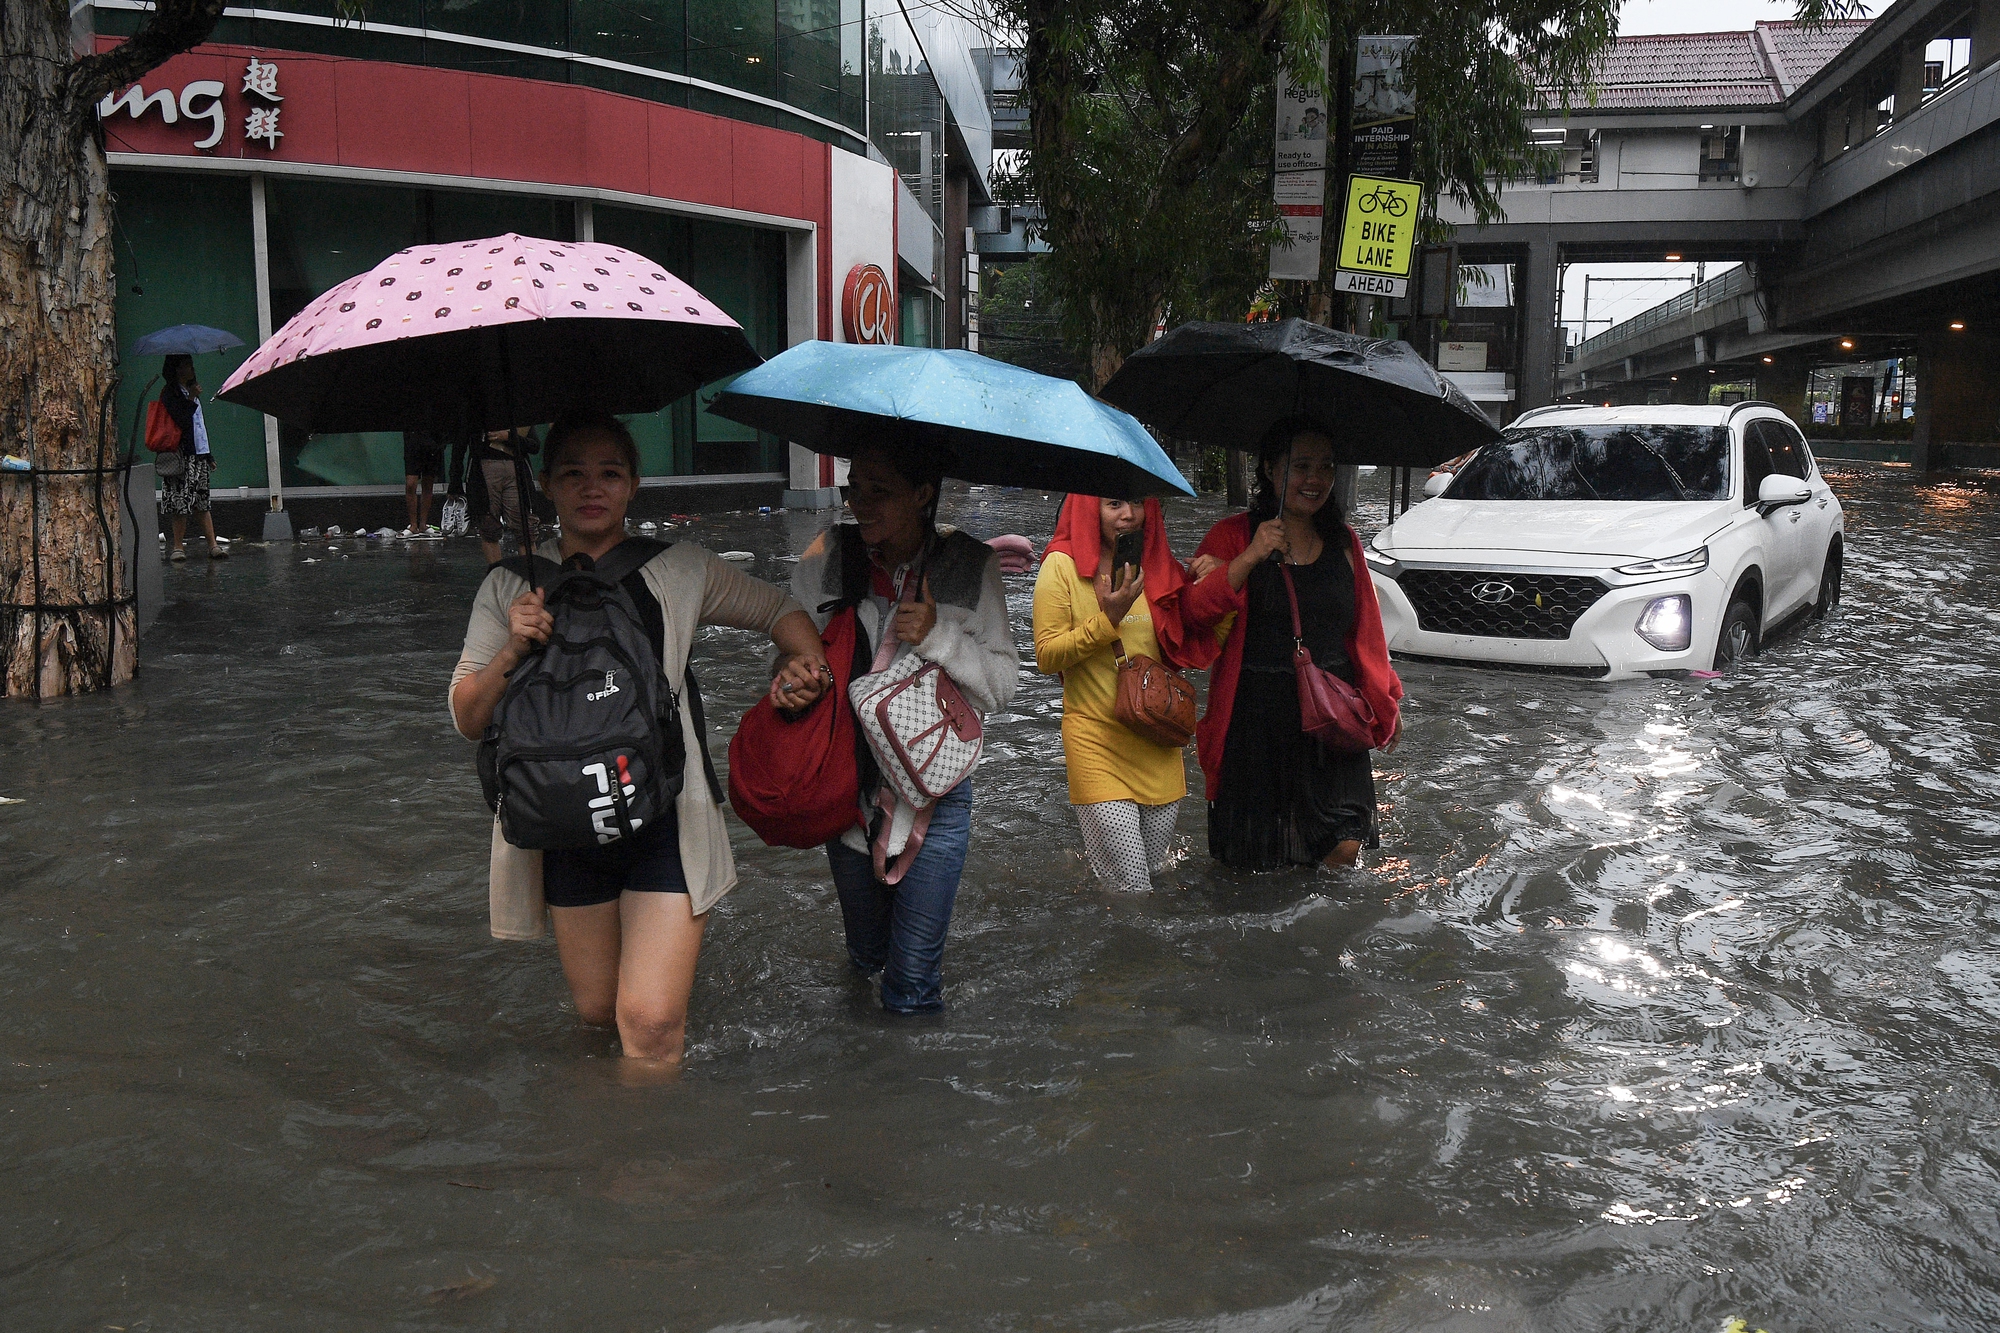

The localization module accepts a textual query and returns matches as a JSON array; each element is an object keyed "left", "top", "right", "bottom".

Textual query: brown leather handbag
[
  {"left": 1280, "top": 564, "right": 1375, "bottom": 753},
  {"left": 1113, "top": 639, "right": 1198, "bottom": 748}
]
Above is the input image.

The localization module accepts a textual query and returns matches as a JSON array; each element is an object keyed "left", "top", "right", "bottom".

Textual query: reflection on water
[{"left": 4, "top": 467, "right": 1999, "bottom": 1330}]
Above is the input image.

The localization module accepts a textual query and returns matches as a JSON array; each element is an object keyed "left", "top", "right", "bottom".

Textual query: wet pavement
[{"left": 5, "top": 465, "right": 2000, "bottom": 1331}]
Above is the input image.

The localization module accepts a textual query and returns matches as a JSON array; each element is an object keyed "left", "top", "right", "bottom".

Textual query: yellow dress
[{"left": 1032, "top": 551, "right": 1188, "bottom": 807}]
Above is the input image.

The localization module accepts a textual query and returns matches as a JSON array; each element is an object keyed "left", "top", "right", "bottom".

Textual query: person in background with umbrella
[
  {"left": 1033, "top": 494, "right": 1213, "bottom": 891},
  {"left": 450, "top": 410, "right": 831, "bottom": 1068},
  {"left": 788, "top": 437, "right": 1020, "bottom": 1014},
  {"left": 1183, "top": 420, "right": 1402, "bottom": 871},
  {"left": 156, "top": 355, "right": 227, "bottom": 562}
]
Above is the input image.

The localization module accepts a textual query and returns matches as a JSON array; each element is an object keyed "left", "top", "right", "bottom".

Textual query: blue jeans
[{"left": 825, "top": 779, "right": 973, "bottom": 1014}]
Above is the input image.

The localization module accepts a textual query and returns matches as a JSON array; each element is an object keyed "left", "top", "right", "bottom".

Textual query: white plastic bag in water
[{"left": 440, "top": 495, "right": 470, "bottom": 538}]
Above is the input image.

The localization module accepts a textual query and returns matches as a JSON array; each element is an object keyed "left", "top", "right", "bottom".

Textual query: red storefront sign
[{"left": 841, "top": 263, "right": 895, "bottom": 345}]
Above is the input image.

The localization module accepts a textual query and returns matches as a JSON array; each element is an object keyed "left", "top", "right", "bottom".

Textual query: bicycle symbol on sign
[{"left": 1355, "top": 184, "right": 1409, "bottom": 218}]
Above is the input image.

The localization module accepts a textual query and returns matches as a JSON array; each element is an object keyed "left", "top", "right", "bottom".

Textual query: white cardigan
[
  {"left": 792, "top": 527, "right": 1020, "bottom": 853},
  {"left": 452, "top": 541, "right": 802, "bottom": 936}
]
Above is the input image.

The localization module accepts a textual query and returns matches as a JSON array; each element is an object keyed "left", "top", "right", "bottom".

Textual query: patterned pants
[{"left": 1076, "top": 800, "right": 1179, "bottom": 891}]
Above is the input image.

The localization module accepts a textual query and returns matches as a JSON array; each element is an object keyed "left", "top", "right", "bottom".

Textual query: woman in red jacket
[{"left": 1183, "top": 419, "right": 1403, "bottom": 870}]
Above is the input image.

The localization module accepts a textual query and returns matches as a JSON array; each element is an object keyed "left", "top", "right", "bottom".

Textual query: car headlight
[
  {"left": 1364, "top": 546, "right": 1401, "bottom": 576},
  {"left": 1615, "top": 547, "right": 1708, "bottom": 578},
  {"left": 1634, "top": 594, "right": 1693, "bottom": 652}
]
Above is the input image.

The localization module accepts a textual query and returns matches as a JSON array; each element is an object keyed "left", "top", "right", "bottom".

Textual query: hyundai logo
[{"left": 1471, "top": 580, "right": 1518, "bottom": 604}]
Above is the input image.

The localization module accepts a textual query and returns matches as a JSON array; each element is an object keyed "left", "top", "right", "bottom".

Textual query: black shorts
[
  {"left": 542, "top": 814, "right": 688, "bottom": 908},
  {"left": 403, "top": 432, "right": 446, "bottom": 481}
]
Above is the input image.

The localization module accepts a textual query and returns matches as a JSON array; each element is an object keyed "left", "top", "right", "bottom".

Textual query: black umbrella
[{"left": 1099, "top": 318, "right": 1500, "bottom": 468}]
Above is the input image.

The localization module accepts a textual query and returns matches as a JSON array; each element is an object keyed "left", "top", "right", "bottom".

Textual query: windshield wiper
[
  {"left": 1566, "top": 454, "right": 1601, "bottom": 500},
  {"left": 1629, "top": 438, "right": 1690, "bottom": 500}
]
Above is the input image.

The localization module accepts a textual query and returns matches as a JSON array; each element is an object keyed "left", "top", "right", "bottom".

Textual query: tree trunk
[
  {"left": 1, "top": 1, "right": 223, "bottom": 696},
  {"left": 1, "top": 5, "right": 129, "bottom": 695}
]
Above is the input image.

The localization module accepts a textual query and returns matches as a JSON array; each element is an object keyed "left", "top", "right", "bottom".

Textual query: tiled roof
[{"left": 1539, "top": 19, "right": 1872, "bottom": 111}]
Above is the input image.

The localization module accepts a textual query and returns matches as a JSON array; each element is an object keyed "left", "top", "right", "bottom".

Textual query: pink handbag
[{"left": 1280, "top": 564, "right": 1376, "bottom": 754}]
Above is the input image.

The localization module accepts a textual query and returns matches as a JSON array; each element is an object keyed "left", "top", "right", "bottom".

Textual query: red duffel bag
[{"left": 727, "top": 606, "right": 868, "bottom": 848}]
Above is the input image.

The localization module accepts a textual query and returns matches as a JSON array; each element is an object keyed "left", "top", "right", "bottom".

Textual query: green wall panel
[{"left": 110, "top": 170, "right": 264, "bottom": 490}]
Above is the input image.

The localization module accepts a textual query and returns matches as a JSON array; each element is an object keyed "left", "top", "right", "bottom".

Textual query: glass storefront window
[
  {"left": 593, "top": 206, "right": 790, "bottom": 477},
  {"left": 591, "top": 205, "right": 695, "bottom": 479},
  {"left": 689, "top": 0, "right": 778, "bottom": 103},
  {"left": 867, "top": 0, "right": 944, "bottom": 223},
  {"left": 685, "top": 219, "right": 788, "bottom": 475},
  {"left": 95, "top": 1, "right": 871, "bottom": 148},
  {"left": 110, "top": 171, "right": 264, "bottom": 491},
  {"left": 776, "top": 0, "right": 850, "bottom": 127},
  {"left": 425, "top": 0, "right": 567, "bottom": 51}
]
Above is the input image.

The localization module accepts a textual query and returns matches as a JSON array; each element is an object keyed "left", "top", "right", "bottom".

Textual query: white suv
[{"left": 1366, "top": 403, "right": 1844, "bottom": 678}]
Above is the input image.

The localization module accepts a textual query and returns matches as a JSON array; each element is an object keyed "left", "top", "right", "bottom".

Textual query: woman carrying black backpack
[{"left": 450, "top": 409, "right": 830, "bottom": 1071}]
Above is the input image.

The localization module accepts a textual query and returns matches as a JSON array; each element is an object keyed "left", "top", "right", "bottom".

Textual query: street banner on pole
[
  {"left": 1351, "top": 36, "right": 1416, "bottom": 180},
  {"left": 1274, "top": 44, "right": 1328, "bottom": 174},
  {"left": 1334, "top": 174, "right": 1421, "bottom": 296},
  {"left": 1270, "top": 169, "right": 1325, "bottom": 281}
]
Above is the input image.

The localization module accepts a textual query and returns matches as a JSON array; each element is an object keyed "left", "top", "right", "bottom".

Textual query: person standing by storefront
[
  {"left": 1184, "top": 420, "right": 1402, "bottom": 870},
  {"left": 1032, "top": 494, "right": 1211, "bottom": 890},
  {"left": 450, "top": 410, "right": 831, "bottom": 1068},
  {"left": 401, "top": 430, "right": 448, "bottom": 539},
  {"left": 474, "top": 426, "right": 535, "bottom": 564},
  {"left": 157, "top": 355, "right": 226, "bottom": 562},
  {"left": 789, "top": 440, "right": 1019, "bottom": 1013}
]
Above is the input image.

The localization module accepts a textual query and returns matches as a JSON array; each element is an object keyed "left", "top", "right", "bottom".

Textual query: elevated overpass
[{"left": 1444, "top": 0, "right": 2000, "bottom": 464}]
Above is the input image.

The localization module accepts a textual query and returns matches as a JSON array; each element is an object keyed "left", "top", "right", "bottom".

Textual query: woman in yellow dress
[{"left": 1032, "top": 494, "right": 1214, "bottom": 890}]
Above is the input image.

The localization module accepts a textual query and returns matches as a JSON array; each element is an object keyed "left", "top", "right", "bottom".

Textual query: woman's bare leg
[
  {"left": 549, "top": 900, "right": 622, "bottom": 1026},
  {"left": 198, "top": 511, "right": 220, "bottom": 554},
  {"left": 613, "top": 893, "right": 707, "bottom": 1063},
  {"left": 169, "top": 515, "right": 186, "bottom": 556},
  {"left": 1323, "top": 839, "right": 1361, "bottom": 869}
]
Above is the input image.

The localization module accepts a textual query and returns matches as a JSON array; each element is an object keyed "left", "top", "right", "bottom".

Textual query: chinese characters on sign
[
  {"left": 243, "top": 58, "right": 283, "bottom": 148},
  {"left": 97, "top": 59, "right": 289, "bottom": 154}
]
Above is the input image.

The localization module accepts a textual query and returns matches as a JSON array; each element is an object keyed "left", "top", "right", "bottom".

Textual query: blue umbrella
[
  {"left": 707, "top": 342, "right": 1194, "bottom": 498},
  {"left": 129, "top": 324, "right": 245, "bottom": 357}
]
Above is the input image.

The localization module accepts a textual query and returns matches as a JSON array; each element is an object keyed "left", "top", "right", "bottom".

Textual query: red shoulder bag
[{"left": 1281, "top": 564, "right": 1376, "bottom": 754}]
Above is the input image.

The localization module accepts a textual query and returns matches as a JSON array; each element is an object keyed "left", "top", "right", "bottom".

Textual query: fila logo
[
  {"left": 586, "top": 669, "right": 621, "bottom": 702},
  {"left": 582, "top": 757, "right": 642, "bottom": 844}
]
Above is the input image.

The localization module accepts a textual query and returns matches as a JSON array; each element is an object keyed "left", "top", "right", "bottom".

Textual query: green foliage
[{"left": 978, "top": 258, "right": 1092, "bottom": 385}]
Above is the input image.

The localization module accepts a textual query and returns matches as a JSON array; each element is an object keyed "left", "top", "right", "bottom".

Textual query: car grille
[{"left": 1398, "top": 569, "right": 1608, "bottom": 640}]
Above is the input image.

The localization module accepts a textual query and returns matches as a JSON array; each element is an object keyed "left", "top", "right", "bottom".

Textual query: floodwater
[{"left": 4, "top": 466, "right": 2000, "bottom": 1332}]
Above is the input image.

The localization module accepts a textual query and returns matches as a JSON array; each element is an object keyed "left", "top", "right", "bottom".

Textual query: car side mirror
[
  {"left": 1756, "top": 474, "right": 1812, "bottom": 515},
  {"left": 1422, "top": 471, "right": 1453, "bottom": 499}
]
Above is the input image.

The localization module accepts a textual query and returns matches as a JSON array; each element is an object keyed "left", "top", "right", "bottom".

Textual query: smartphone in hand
[{"left": 1113, "top": 529, "right": 1145, "bottom": 582}]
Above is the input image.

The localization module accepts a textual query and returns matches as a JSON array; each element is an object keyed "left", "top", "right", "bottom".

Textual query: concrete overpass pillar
[
  {"left": 1518, "top": 238, "right": 1560, "bottom": 414},
  {"left": 1758, "top": 349, "right": 1812, "bottom": 427},
  {"left": 1913, "top": 328, "right": 2000, "bottom": 471}
]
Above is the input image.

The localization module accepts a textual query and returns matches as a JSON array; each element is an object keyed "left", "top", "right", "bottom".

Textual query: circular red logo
[{"left": 842, "top": 263, "right": 895, "bottom": 345}]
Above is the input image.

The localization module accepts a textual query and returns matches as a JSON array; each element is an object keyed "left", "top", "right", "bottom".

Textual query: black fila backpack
[{"left": 477, "top": 538, "right": 690, "bottom": 850}]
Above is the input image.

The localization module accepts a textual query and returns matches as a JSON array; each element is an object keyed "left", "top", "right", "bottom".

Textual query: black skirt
[{"left": 1209, "top": 668, "right": 1378, "bottom": 869}]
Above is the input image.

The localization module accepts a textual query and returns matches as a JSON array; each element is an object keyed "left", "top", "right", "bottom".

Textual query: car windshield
[{"left": 1446, "top": 424, "right": 1731, "bottom": 501}]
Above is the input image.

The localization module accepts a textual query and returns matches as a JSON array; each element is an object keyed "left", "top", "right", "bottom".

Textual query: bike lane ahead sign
[{"left": 1335, "top": 175, "right": 1422, "bottom": 296}]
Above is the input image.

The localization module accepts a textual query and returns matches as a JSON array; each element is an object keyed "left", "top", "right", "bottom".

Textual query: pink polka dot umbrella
[{"left": 216, "top": 233, "right": 759, "bottom": 434}]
